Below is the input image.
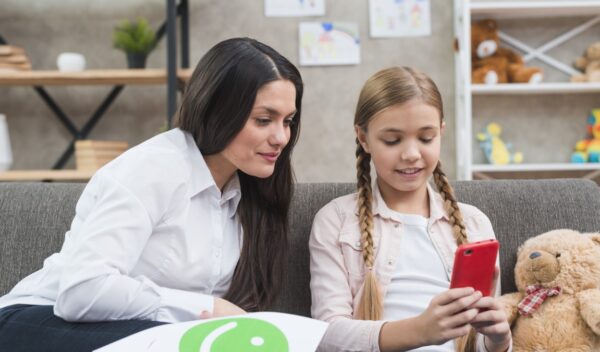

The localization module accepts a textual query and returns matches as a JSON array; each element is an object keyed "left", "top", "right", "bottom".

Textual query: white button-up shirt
[{"left": 0, "top": 128, "right": 243, "bottom": 323}]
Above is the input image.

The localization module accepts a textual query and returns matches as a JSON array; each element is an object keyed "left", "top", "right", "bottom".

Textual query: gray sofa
[{"left": 1, "top": 179, "right": 600, "bottom": 317}]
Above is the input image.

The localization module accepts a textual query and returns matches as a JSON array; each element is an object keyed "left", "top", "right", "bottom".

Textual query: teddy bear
[
  {"left": 572, "top": 109, "right": 600, "bottom": 163},
  {"left": 499, "top": 229, "right": 600, "bottom": 351},
  {"left": 571, "top": 42, "right": 600, "bottom": 83},
  {"left": 471, "top": 19, "right": 543, "bottom": 84}
]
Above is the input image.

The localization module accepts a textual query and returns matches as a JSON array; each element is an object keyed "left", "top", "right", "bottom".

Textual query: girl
[
  {"left": 0, "top": 37, "right": 302, "bottom": 351},
  {"left": 309, "top": 67, "right": 511, "bottom": 352}
]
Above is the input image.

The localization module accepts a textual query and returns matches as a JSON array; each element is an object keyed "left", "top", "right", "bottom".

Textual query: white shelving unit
[{"left": 454, "top": 0, "right": 600, "bottom": 181}]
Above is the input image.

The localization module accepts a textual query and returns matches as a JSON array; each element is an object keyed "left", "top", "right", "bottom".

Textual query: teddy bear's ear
[
  {"left": 482, "top": 19, "right": 497, "bottom": 31},
  {"left": 584, "top": 232, "right": 600, "bottom": 246}
]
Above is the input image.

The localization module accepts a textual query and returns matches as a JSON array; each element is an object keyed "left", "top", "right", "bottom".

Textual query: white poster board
[
  {"left": 369, "top": 0, "right": 431, "bottom": 38},
  {"left": 265, "top": 0, "right": 325, "bottom": 17},
  {"left": 299, "top": 22, "right": 361, "bottom": 66},
  {"left": 95, "top": 312, "right": 328, "bottom": 352}
]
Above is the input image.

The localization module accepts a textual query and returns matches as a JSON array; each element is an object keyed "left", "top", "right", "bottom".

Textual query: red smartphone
[{"left": 449, "top": 239, "right": 499, "bottom": 297}]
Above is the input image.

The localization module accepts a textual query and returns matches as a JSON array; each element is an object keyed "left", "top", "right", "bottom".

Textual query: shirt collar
[
  {"left": 221, "top": 173, "right": 242, "bottom": 218},
  {"left": 181, "top": 129, "right": 217, "bottom": 196},
  {"left": 362, "top": 180, "right": 449, "bottom": 222},
  {"left": 181, "top": 129, "right": 242, "bottom": 218}
]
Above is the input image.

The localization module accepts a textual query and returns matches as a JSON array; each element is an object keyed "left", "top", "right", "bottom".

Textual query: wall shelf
[
  {"left": 472, "top": 82, "right": 600, "bottom": 95},
  {"left": 472, "top": 163, "right": 600, "bottom": 172},
  {"left": 471, "top": 1, "right": 600, "bottom": 18},
  {"left": 0, "top": 169, "right": 94, "bottom": 182},
  {"left": 0, "top": 69, "right": 190, "bottom": 86}
]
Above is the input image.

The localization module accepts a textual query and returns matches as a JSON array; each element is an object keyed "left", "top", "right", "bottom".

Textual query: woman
[{"left": 0, "top": 37, "right": 303, "bottom": 351}]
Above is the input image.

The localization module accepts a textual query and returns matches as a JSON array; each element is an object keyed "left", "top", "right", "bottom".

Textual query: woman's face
[
  {"left": 356, "top": 100, "right": 444, "bottom": 197},
  {"left": 221, "top": 79, "right": 297, "bottom": 178}
]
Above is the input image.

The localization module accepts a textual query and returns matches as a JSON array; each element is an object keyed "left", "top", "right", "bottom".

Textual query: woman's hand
[
  {"left": 469, "top": 296, "right": 511, "bottom": 352},
  {"left": 416, "top": 287, "right": 483, "bottom": 346},
  {"left": 200, "top": 297, "right": 246, "bottom": 319}
]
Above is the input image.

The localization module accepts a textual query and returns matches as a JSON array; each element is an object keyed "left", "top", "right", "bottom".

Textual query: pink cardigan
[{"left": 309, "top": 183, "right": 504, "bottom": 352}]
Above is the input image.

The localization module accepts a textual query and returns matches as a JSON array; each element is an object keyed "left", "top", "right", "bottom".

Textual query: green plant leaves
[{"left": 113, "top": 18, "right": 157, "bottom": 54}]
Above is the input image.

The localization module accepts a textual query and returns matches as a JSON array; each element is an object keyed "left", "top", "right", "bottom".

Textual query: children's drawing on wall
[
  {"left": 299, "top": 22, "right": 360, "bottom": 66},
  {"left": 369, "top": 0, "right": 431, "bottom": 38},
  {"left": 265, "top": 0, "right": 325, "bottom": 17}
]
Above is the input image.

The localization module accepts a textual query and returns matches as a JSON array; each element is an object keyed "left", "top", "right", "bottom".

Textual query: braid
[
  {"left": 355, "top": 139, "right": 382, "bottom": 320},
  {"left": 433, "top": 161, "right": 469, "bottom": 246}
]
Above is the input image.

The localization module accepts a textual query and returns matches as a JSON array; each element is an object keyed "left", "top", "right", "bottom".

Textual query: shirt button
[
  {"left": 394, "top": 224, "right": 399, "bottom": 228},
  {"left": 355, "top": 241, "right": 361, "bottom": 247}
]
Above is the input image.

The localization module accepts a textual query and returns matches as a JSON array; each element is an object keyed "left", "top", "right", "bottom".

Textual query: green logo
[{"left": 179, "top": 317, "right": 289, "bottom": 352}]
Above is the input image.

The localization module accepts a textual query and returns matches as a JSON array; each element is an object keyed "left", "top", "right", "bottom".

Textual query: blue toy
[{"left": 571, "top": 109, "right": 600, "bottom": 163}]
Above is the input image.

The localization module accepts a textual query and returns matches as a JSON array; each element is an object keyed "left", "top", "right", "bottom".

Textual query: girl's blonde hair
[{"left": 354, "top": 66, "right": 469, "bottom": 321}]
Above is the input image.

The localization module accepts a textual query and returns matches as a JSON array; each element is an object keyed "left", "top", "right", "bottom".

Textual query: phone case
[{"left": 449, "top": 239, "right": 499, "bottom": 296}]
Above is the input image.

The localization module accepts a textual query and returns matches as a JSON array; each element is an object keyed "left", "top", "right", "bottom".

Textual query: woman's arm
[{"left": 55, "top": 165, "right": 217, "bottom": 323}]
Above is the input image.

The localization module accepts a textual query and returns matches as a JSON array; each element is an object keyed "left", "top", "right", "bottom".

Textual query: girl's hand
[
  {"left": 200, "top": 297, "right": 246, "bottom": 319},
  {"left": 469, "top": 296, "right": 511, "bottom": 352},
  {"left": 416, "top": 287, "right": 482, "bottom": 346}
]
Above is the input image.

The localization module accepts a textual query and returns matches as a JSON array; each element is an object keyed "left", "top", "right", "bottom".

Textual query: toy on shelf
[
  {"left": 571, "top": 42, "right": 600, "bottom": 83},
  {"left": 477, "top": 122, "right": 523, "bottom": 165},
  {"left": 571, "top": 109, "right": 600, "bottom": 163},
  {"left": 471, "top": 19, "right": 543, "bottom": 85}
]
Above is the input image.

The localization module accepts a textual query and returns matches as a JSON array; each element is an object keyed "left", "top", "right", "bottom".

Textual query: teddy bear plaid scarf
[{"left": 517, "top": 285, "right": 562, "bottom": 316}]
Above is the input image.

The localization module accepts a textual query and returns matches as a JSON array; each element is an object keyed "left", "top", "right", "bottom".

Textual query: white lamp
[{"left": 0, "top": 114, "right": 13, "bottom": 171}]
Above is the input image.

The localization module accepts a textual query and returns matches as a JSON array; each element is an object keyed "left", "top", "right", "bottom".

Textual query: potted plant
[{"left": 113, "top": 18, "right": 157, "bottom": 69}]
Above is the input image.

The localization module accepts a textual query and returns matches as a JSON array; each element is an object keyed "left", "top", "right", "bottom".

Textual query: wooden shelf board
[
  {"left": 471, "top": 82, "right": 600, "bottom": 95},
  {"left": 0, "top": 169, "right": 95, "bottom": 181},
  {"left": 472, "top": 163, "right": 600, "bottom": 173},
  {"left": 470, "top": 1, "right": 600, "bottom": 18},
  {"left": 0, "top": 69, "right": 192, "bottom": 86}
]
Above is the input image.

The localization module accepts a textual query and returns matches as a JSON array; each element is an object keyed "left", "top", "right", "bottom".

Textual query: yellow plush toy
[
  {"left": 499, "top": 229, "right": 600, "bottom": 351},
  {"left": 477, "top": 122, "right": 523, "bottom": 164}
]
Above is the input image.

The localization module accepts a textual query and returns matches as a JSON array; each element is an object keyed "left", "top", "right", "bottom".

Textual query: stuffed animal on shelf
[
  {"left": 471, "top": 19, "right": 543, "bottom": 85},
  {"left": 571, "top": 109, "right": 600, "bottom": 163},
  {"left": 477, "top": 122, "right": 523, "bottom": 164},
  {"left": 571, "top": 42, "right": 600, "bottom": 83},
  {"left": 499, "top": 229, "right": 600, "bottom": 351}
]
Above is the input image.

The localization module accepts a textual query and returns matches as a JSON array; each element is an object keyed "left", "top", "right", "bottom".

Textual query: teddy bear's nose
[{"left": 529, "top": 251, "right": 541, "bottom": 259}]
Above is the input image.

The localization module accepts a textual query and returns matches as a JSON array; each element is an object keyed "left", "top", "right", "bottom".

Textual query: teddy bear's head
[
  {"left": 585, "top": 42, "right": 600, "bottom": 61},
  {"left": 514, "top": 229, "right": 600, "bottom": 294},
  {"left": 471, "top": 19, "right": 499, "bottom": 60}
]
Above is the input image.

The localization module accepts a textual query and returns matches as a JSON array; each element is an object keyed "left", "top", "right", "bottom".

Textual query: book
[
  {"left": 0, "top": 45, "right": 25, "bottom": 56},
  {"left": 0, "top": 61, "right": 31, "bottom": 70},
  {"left": 0, "top": 54, "right": 29, "bottom": 64}
]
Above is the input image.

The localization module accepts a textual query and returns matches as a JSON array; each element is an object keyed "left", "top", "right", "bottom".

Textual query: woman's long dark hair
[{"left": 176, "top": 38, "right": 303, "bottom": 311}]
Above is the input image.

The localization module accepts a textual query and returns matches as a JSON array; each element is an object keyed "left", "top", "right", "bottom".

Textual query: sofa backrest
[
  {"left": 272, "top": 179, "right": 600, "bottom": 316},
  {"left": 1, "top": 180, "right": 600, "bottom": 318}
]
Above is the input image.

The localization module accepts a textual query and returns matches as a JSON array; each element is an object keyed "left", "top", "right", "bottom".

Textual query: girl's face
[
  {"left": 221, "top": 79, "right": 297, "bottom": 179},
  {"left": 356, "top": 100, "right": 444, "bottom": 197}
]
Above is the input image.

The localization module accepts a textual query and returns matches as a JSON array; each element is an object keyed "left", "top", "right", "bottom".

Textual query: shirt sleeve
[
  {"left": 54, "top": 166, "right": 214, "bottom": 323},
  {"left": 310, "top": 201, "right": 385, "bottom": 352}
]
